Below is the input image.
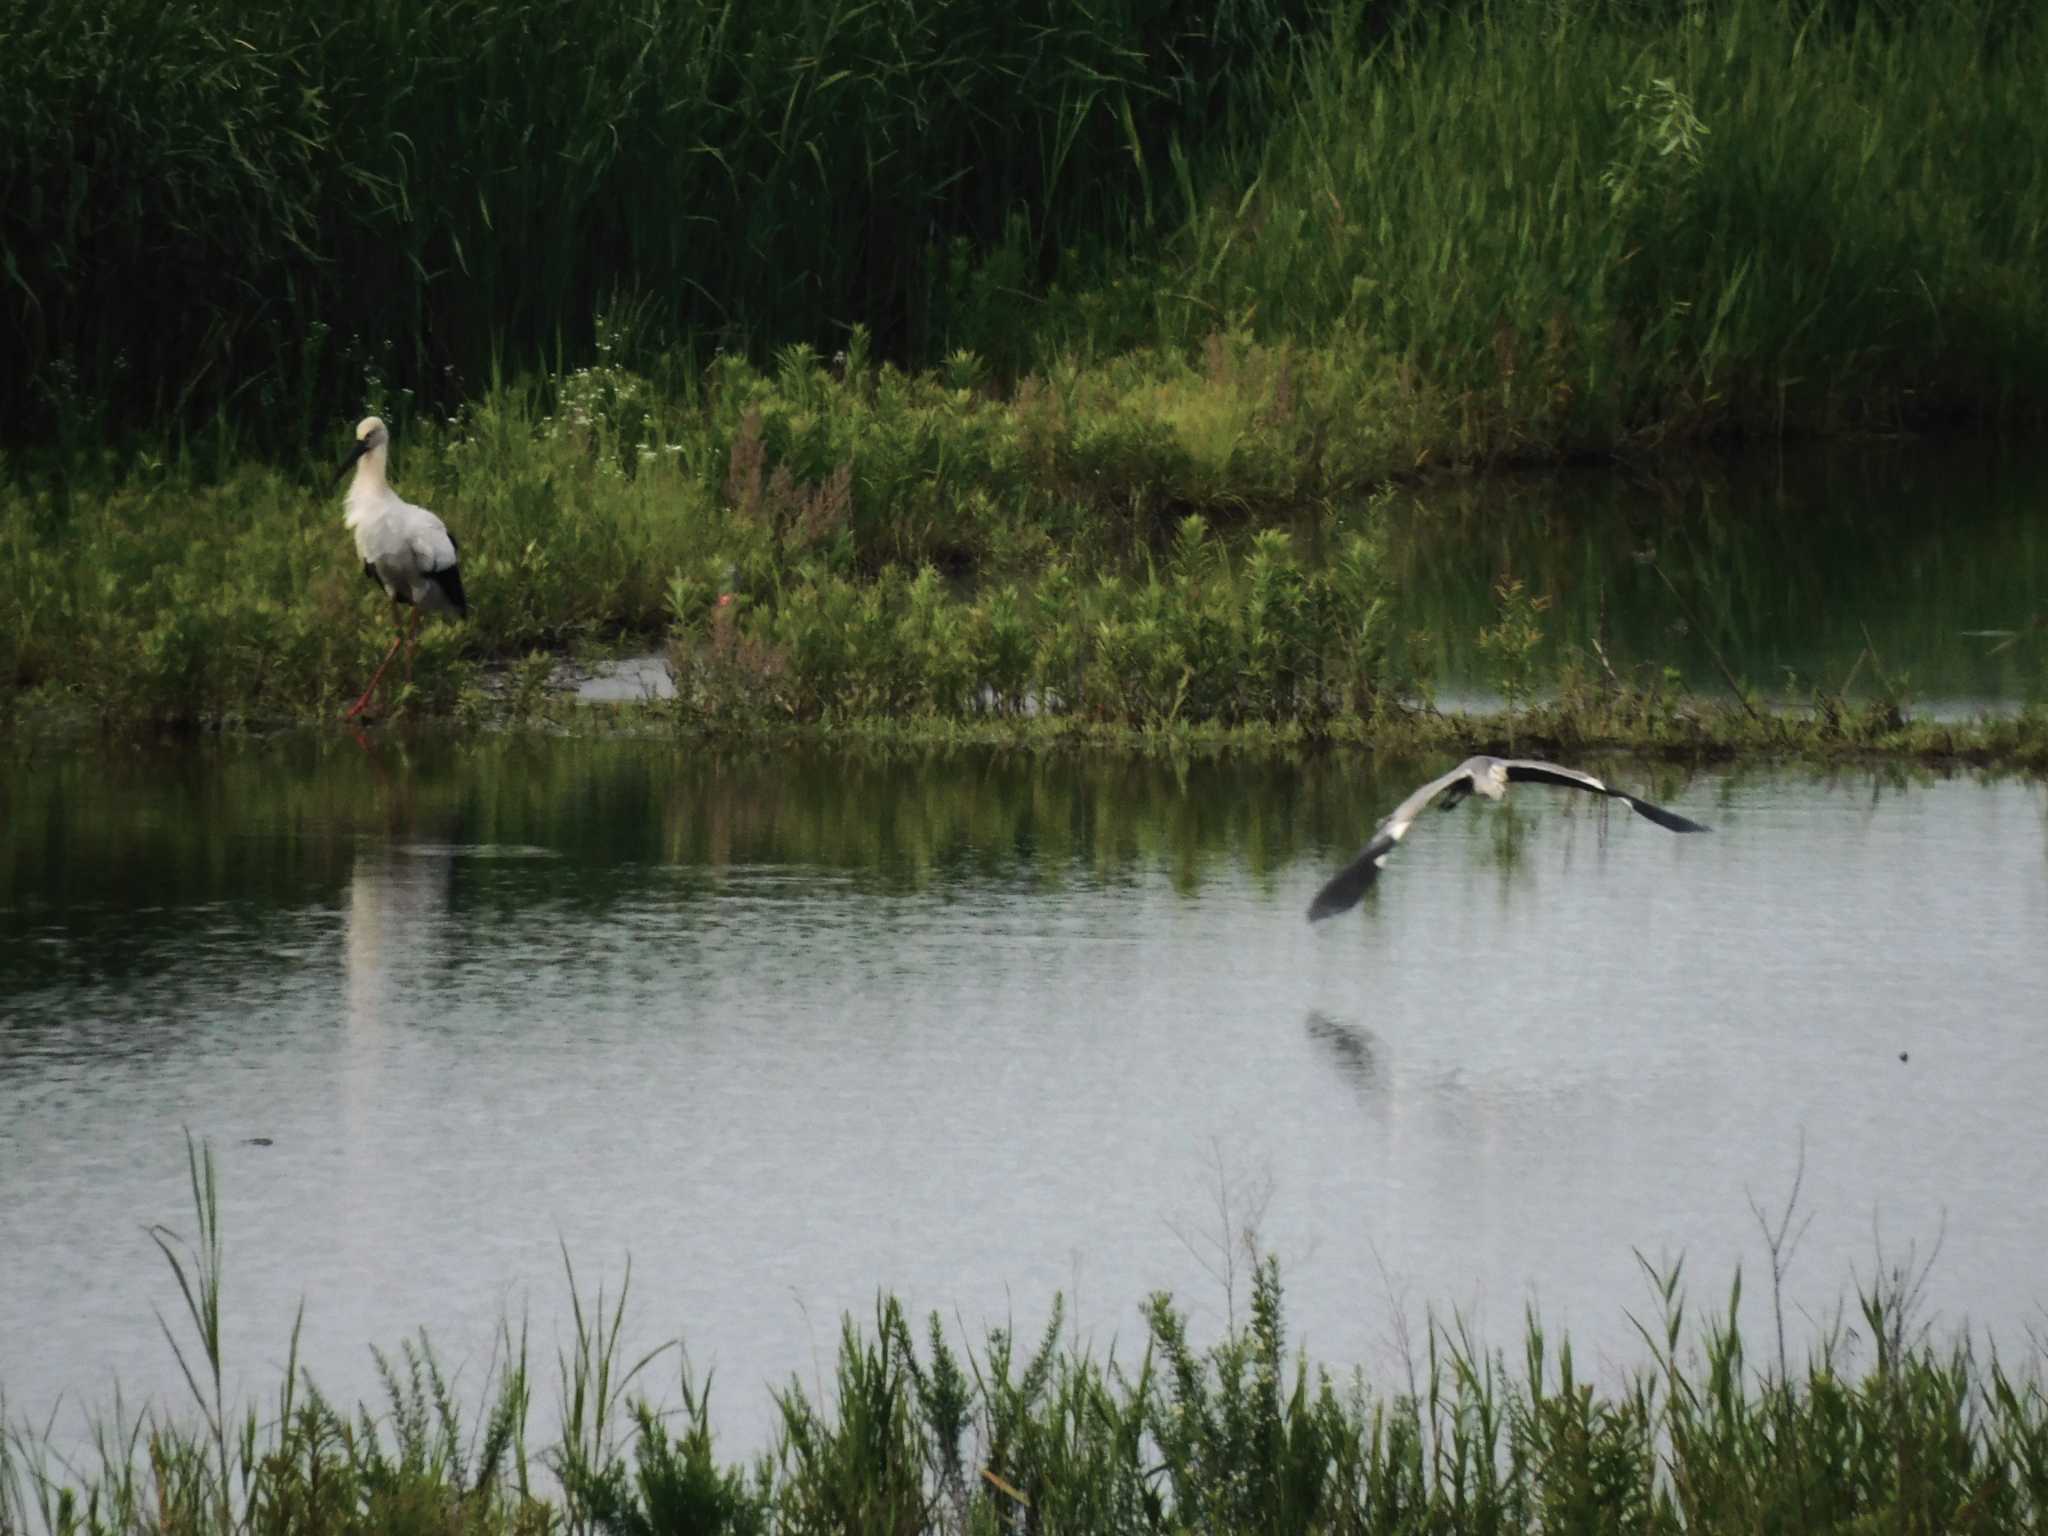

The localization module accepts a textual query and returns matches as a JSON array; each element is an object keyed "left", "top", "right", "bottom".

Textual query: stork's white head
[{"left": 335, "top": 415, "right": 391, "bottom": 490}]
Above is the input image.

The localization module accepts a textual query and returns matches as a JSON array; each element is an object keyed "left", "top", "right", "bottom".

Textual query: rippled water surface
[{"left": 4, "top": 738, "right": 2045, "bottom": 1446}]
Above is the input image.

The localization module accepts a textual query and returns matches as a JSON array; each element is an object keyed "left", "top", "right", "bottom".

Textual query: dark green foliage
[
  {"left": 668, "top": 514, "right": 1396, "bottom": 730},
  {"left": 7, "top": 0, "right": 2048, "bottom": 733},
  {"left": 2, "top": 341, "right": 1412, "bottom": 728},
  {"left": 6, "top": 0, "right": 2046, "bottom": 455},
  {"left": 1137, "top": 0, "right": 2048, "bottom": 446},
  {"left": 0, "top": 0, "right": 1318, "bottom": 447},
  {"left": 1146, "top": 1257, "right": 1346, "bottom": 1534}
]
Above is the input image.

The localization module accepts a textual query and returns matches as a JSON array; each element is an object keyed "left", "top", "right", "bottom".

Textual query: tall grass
[
  {"left": 5, "top": 0, "right": 2043, "bottom": 456},
  {"left": 7, "top": 1139, "right": 2048, "bottom": 1535},
  {"left": 1120, "top": 0, "right": 2048, "bottom": 448},
  {"left": 1, "top": 1137, "right": 545, "bottom": 1536},
  {"left": 0, "top": 0, "right": 1317, "bottom": 450}
]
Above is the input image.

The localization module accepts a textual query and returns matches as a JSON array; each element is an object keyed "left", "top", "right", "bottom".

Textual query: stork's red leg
[{"left": 345, "top": 620, "right": 409, "bottom": 720}]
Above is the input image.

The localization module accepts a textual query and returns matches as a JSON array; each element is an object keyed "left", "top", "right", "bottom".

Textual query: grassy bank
[
  {"left": 5, "top": 347, "right": 2046, "bottom": 753},
  {"left": 6, "top": 1141, "right": 2047, "bottom": 1535}
]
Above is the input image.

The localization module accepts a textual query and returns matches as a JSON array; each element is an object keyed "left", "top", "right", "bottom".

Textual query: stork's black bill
[{"left": 334, "top": 437, "right": 370, "bottom": 485}]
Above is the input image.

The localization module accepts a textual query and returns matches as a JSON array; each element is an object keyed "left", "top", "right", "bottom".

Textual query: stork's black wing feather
[
  {"left": 1614, "top": 793, "right": 1710, "bottom": 833},
  {"left": 1307, "top": 831, "right": 1397, "bottom": 921},
  {"left": 1504, "top": 758, "right": 1710, "bottom": 832},
  {"left": 425, "top": 561, "right": 468, "bottom": 617},
  {"left": 1501, "top": 761, "right": 1606, "bottom": 794}
]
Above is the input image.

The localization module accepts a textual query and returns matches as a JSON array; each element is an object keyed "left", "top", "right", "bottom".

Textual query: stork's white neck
[{"left": 342, "top": 443, "right": 392, "bottom": 528}]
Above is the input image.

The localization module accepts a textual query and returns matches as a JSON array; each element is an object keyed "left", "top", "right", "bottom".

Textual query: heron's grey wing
[
  {"left": 1384, "top": 762, "right": 1485, "bottom": 832},
  {"left": 1501, "top": 758, "right": 1709, "bottom": 832},
  {"left": 1306, "top": 763, "right": 1475, "bottom": 922}
]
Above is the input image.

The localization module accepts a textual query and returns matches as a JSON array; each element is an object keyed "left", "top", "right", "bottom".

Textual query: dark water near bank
[
  {"left": 1374, "top": 438, "right": 2048, "bottom": 715},
  {"left": 4, "top": 738, "right": 2046, "bottom": 1448}
]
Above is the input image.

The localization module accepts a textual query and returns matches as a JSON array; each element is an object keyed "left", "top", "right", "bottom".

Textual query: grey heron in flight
[
  {"left": 1307, "top": 755, "right": 1710, "bottom": 922},
  {"left": 335, "top": 415, "right": 467, "bottom": 719}
]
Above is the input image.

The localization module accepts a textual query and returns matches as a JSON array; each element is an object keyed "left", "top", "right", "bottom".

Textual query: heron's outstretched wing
[
  {"left": 1307, "top": 761, "right": 1479, "bottom": 921},
  {"left": 1500, "top": 759, "right": 1711, "bottom": 833}
]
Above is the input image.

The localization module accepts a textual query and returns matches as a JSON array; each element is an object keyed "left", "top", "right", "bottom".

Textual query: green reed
[
  {"left": 7, "top": 1139, "right": 2048, "bottom": 1535},
  {"left": 1116, "top": 0, "right": 2048, "bottom": 448},
  {"left": 0, "top": 1138, "right": 544, "bottom": 1536},
  {"left": 0, "top": 0, "right": 1313, "bottom": 450},
  {"left": 6, "top": 0, "right": 2043, "bottom": 458}
]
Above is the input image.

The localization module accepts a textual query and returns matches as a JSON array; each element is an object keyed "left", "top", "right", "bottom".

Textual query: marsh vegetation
[{"left": 3, "top": 0, "right": 2046, "bottom": 741}]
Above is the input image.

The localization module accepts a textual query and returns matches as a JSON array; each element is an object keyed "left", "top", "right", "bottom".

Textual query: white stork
[
  {"left": 1308, "top": 755, "right": 1710, "bottom": 921},
  {"left": 335, "top": 416, "right": 467, "bottom": 719}
]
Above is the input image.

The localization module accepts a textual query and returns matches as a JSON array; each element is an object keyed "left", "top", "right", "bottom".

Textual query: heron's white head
[{"left": 335, "top": 415, "right": 390, "bottom": 490}]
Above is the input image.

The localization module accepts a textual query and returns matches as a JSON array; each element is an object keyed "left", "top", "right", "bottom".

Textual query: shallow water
[{"left": 4, "top": 738, "right": 2045, "bottom": 1449}]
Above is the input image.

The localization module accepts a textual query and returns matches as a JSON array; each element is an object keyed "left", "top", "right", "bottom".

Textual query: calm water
[{"left": 4, "top": 738, "right": 2046, "bottom": 1449}]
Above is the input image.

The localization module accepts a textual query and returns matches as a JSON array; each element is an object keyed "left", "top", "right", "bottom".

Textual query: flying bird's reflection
[{"left": 1306, "top": 1010, "right": 1386, "bottom": 1098}]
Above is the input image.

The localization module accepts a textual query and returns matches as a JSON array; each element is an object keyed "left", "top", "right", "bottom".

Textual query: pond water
[{"left": 4, "top": 737, "right": 2045, "bottom": 1452}]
